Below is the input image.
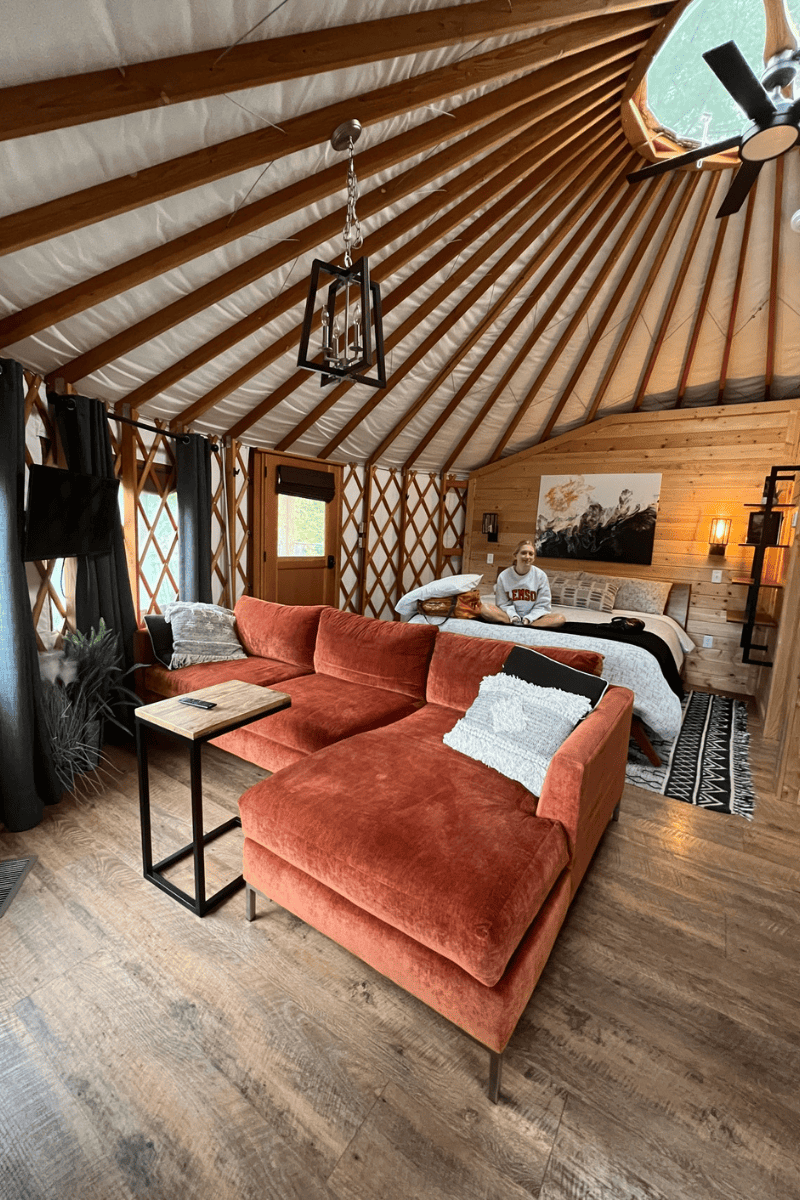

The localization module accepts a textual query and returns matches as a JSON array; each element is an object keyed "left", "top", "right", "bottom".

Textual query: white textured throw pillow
[
  {"left": 443, "top": 673, "right": 591, "bottom": 797},
  {"left": 164, "top": 601, "right": 247, "bottom": 669},
  {"left": 395, "top": 573, "right": 483, "bottom": 617}
]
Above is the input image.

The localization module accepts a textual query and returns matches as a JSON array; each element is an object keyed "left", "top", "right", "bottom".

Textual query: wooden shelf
[
  {"left": 726, "top": 609, "right": 778, "bottom": 628},
  {"left": 743, "top": 504, "right": 795, "bottom": 509},
  {"left": 738, "top": 542, "right": 791, "bottom": 548},
  {"left": 730, "top": 577, "right": 783, "bottom": 588}
]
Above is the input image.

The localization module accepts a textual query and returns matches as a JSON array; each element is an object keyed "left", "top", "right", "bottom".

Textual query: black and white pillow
[
  {"left": 163, "top": 602, "right": 247, "bottom": 669},
  {"left": 443, "top": 672, "right": 592, "bottom": 797},
  {"left": 501, "top": 646, "right": 608, "bottom": 707}
]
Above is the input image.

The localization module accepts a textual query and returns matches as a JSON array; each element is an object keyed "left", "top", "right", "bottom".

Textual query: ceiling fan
[{"left": 628, "top": 17, "right": 800, "bottom": 218}]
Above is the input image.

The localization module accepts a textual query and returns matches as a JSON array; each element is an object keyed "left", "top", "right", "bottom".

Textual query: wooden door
[{"left": 249, "top": 451, "right": 342, "bottom": 607}]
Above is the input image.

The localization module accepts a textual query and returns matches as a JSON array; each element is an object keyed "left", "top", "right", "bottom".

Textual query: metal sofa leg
[
  {"left": 488, "top": 1050, "right": 503, "bottom": 1103},
  {"left": 245, "top": 882, "right": 256, "bottom": 922},
  {"left": 612, "top": 802, "right": 621, "bottom": 822}
]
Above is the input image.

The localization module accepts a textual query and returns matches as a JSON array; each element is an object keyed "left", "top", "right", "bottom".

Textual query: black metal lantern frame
[{"left": 298, "top": 255, "right": 386, "bottom": 389}]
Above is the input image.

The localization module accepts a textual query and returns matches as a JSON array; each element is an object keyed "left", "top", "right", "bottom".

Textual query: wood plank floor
[{"left": 1, "top": 719, "right": 798, "bottom": 1200}]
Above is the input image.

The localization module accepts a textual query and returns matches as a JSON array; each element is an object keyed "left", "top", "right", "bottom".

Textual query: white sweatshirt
[{"left": 495, "top": 564, "right": 553, "bottom": 623}]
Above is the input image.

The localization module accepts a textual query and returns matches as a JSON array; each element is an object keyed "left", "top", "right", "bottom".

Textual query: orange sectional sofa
[{"left": 135, "top": 596, "right": 633, "bottom": 1101}]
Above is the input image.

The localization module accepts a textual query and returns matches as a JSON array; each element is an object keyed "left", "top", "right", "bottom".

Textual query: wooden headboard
[{"left": 665, "top": 582, "right": 691, "bottom": 630}]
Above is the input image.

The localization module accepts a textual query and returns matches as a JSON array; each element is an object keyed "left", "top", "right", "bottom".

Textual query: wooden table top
[{"left": 134, "top": 679, "right": 291, "bottom": 740}]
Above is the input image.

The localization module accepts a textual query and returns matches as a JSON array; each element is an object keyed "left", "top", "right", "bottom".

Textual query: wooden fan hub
[{"left": 740, "top": 115, "right": 799, "bottom": 161}]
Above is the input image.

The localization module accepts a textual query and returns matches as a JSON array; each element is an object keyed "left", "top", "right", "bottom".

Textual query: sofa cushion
[
  {"left": 313, "top": 608, "right": 436, "bottom": 700},
  {"left": 234, "top": 596, "right": 326, "bottom": 669},
  {"left": 425, "top": 631, "right": 604, "bottom": 712},
  {"left": 143, "top": 656, "right": 312, "bottom": 697},
  {"left": 232, "top": 671, "right": 421, "bottom": 756},
  {"left": 239, "top": 726, "right": 570, "bottom": 987},
  {"left": 163, "top": 601, "right": 247, "bottom": 668}
]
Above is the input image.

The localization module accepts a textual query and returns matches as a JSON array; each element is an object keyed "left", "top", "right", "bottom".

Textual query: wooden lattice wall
[{"left": 21, "top": 372, "right": 466, "bottom": 635}]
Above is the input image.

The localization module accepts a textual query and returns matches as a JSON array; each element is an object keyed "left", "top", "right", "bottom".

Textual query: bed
[{"left": 408, "top": 589, "right": 694, "bottom": 742}]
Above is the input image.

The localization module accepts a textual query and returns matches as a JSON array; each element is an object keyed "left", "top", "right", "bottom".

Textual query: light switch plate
[
  {"left": 487, "top": 553, "right": 494, "bottom": 564},
  {"left": 711, "top": 569, "right": 723, "bottom": 584},
  {"left": 702, "top": 635, "right": 713, "bottom": 648}
]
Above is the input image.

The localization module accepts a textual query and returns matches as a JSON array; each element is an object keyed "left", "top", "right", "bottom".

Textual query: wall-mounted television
[{"left": 23, "top": 465, "right": 121, "bottom": 562}]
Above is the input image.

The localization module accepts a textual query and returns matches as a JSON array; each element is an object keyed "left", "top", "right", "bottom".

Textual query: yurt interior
[{"left": 1, "top": 1, "right": 799, "bottom": 1197}]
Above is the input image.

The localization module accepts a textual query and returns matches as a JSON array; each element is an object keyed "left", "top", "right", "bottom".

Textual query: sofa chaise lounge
[{"left": 135, "top": 597, "right": 634, "bottom": 1100}]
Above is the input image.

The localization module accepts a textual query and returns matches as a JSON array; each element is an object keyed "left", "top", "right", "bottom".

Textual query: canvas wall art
[{"left": 535, "top": 473, "right": 662, "bottom": 565}]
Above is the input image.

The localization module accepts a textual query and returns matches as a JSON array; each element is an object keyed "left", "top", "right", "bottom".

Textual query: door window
[{"left": 277, "top": 494, "right": 326, "bottom": 557}]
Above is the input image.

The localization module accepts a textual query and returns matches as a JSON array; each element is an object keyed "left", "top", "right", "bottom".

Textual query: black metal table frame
[{"left": 135, "top": 699, "right": 289, "bottom": 916}]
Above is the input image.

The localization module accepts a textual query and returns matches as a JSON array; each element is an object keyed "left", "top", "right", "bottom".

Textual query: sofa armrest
[{"left": 535, "top": 685, "right": 633, "bottom": 894}]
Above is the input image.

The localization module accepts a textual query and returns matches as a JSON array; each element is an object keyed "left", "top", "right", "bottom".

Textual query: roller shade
[{"left": 276, "top": 464, "right": 335, "bottom": 503}]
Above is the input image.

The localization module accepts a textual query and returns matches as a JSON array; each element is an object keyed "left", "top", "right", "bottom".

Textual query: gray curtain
[
  {"left": 176, "top": 433, "right": 212, "bottom": 603},
  {"left": 0, "top": 359, "right": 61, "bottom": 830},
  {"left": 52, "top": 394, "right": 137, "bottom": 675}
]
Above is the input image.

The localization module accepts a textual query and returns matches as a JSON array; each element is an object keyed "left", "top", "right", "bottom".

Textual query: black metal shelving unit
[{"left": 728, "top": 465, "right": 799, "bottom": 666}]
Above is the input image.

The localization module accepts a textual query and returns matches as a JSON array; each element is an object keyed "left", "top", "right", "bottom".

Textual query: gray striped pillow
[
  {"left": 164, "top": 601, "right": 247, "bottom": 669},
  {"left": 550, "top": 574, "right": 619, "bottom": 613}
]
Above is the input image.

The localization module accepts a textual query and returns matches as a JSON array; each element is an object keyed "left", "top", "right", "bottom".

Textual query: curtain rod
[{"left": 59, "top": 398, "right": 219, "bottom": 452}]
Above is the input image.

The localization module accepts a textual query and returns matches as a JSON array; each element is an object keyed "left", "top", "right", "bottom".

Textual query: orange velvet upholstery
[
  {"left": 234, "top": 596, "right": 326, "bottom": 668},
  {"left": 313, "top": 606, "right": 436, "bottom": 699},
  {"left": 143, "top": 655, "right": 312, "bottom": 697},
  {"left": 243, "top": 837, "right": 572, "bottom": 1054},
  {"left": 425, "top": 631, "right": 604, "bottom": 712},
  {"left": 217, "top": 671, "right": 422, "bottom": 758},
  {"left": 239, "top": 724, "right": 569, "bottom": 986}
]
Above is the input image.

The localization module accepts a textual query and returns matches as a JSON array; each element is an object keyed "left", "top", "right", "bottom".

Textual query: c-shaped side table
[{"left": 135, "top": 679, "right": 291, "bottom": 916}]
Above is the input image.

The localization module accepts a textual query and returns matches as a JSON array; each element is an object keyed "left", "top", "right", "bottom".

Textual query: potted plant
[{"left": 39, "top": 619, "right": 141, "bottom": 794}]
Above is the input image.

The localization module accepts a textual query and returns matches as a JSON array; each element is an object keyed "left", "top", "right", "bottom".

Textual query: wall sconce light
[
  {"left": 482, "top": 512, "right": 499, "bottom": 542},
  {"left": 708, "top": 517, "right": 731, "bottom": 556},
  {"left": 297, "top": 119, "right": 386, "bottom": 389}
]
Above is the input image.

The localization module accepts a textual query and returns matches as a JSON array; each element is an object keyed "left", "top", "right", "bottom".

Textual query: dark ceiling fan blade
[
  {"left": 716, "top": 159, "right": 763, "bottom": 217},
  {"left": 627, "top": 135, "right": 741, "bottom": 182},
  {"left": 703, "top": 41, "right": 775, "bottom": 126}
]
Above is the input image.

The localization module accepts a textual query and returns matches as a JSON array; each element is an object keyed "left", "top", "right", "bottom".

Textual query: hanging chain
[{"left": 342, "top": 138, "right": 363, "bottom": 268}]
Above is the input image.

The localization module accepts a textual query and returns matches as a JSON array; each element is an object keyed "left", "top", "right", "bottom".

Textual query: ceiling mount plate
[{"left": 331, "top": 119, "right": 362, "bottom": 152}]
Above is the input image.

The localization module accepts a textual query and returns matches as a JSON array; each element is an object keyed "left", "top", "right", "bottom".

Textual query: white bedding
[{"left": 409, "top": 605, "right": 693, "bottom": 740}]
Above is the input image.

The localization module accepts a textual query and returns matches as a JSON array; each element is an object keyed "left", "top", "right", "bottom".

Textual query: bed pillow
[
  {"left": 611, "top": 577, "right": 671, "bottom": 615},
  {"left": 396, "top": 573, "right": 483, "bottom": 617},
  {"left": 163, "top": 601, "right": 247, "bottom": 669},
  {"left": 143, "top": 613, "right": 174, "bottom": 668},
  {"left": 501, "top": 646, "right": 608, "bottom": 706},
  {"left": 549, "top": 573, "right": 620, "bottom": 613},
  {"left": 443, "top": 672, "right": 592, "bottom": 797}
]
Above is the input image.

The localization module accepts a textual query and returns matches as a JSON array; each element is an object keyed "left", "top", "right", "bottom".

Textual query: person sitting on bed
[{"left": 495, "top": 539, "right": 566, "bottom": 628}]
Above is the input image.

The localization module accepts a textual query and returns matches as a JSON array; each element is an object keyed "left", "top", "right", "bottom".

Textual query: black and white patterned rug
[
  {"left": 0, "top": 857, "right": 37, "bottom": 917},
  {"left": 626, "top": 691, "right": 755, "bottom": 820}
]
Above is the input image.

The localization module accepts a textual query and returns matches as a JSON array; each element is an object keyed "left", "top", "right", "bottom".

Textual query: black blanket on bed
[{"left": 557, "top": 621, "right": 684, "bottom": 699}]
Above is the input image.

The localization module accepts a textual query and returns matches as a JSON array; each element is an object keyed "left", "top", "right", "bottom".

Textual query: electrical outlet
[
  {"left": 487, "top": 553, "right": 494, "bottom": 564},
  {"left": 702, "top": 635, "right": 713, "bottom": 648},
  {"left": 793, "top": 509, "right": 798, "bottom": 528},
  {"left": 711, "top": 569, "right": 723, "bottom": 584}
]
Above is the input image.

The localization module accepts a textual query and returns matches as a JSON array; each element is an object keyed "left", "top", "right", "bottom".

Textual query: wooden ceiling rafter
[
  {"left": 179, "top": 113, "right": 618, "bottom": 435},
  {"left": 488, "top": 177, "right": 668, "bottom": 460},
  {"left": 223, "top": 85, "right": 629, "bottom": 443},
  {"left": 0, "top": 0, "right": 673, "bottom": 141},
  {"left": 306, "top": 145, "right": 637, "bottom": 461},
  {"left": 537, "top": 172, "right": 685, "bottom": 441},
  {"left": 674, "top": 200, "right": 733, "bottom": 407},
  {"left": 630, "top": 171, "right": 722, "bottom": 411},
  {"left": 583, "top": 171, "right": 698, "bottom": 423},
  {"left": 365, "top": 142, "right": 632, "bottom": 470},
  {"left": 268, "top": 139, "right": 615, "bottom": 459},
  {"left": 439, "top": 170, "right": 642, "bottom": 474},
  {"left": 1, "top": 32, "right": 644, "bottom": 350},
  {"left": 717, "top": 184, "right": 758, "bottom": 405},
  {"left": 764, "top": 155, "right": 785, "bottom": 402},
  {"left": 0, "top": 9, "right": 662, "bottom": 258},
  {"left": 79, "top": 55, "right": 635, "bottom": 406}
]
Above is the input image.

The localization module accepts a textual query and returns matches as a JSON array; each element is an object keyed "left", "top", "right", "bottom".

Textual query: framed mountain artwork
[{"left": 535, "top": 473, "right": 662, "bottom": 565}]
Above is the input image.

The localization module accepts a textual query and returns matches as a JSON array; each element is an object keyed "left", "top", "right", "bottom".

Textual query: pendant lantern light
[{"left": 297, "top": 119, "right": 386, "bottom": 388}]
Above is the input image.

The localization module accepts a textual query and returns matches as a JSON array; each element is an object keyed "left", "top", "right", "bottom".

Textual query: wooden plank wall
[{"left": 463, "top": 402, "right": 800, "bottom": 709}]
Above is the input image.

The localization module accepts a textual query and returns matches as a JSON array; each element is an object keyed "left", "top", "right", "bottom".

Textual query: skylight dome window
[{"left": 623, "top": 0, "right": 800, "bottom": 174}]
